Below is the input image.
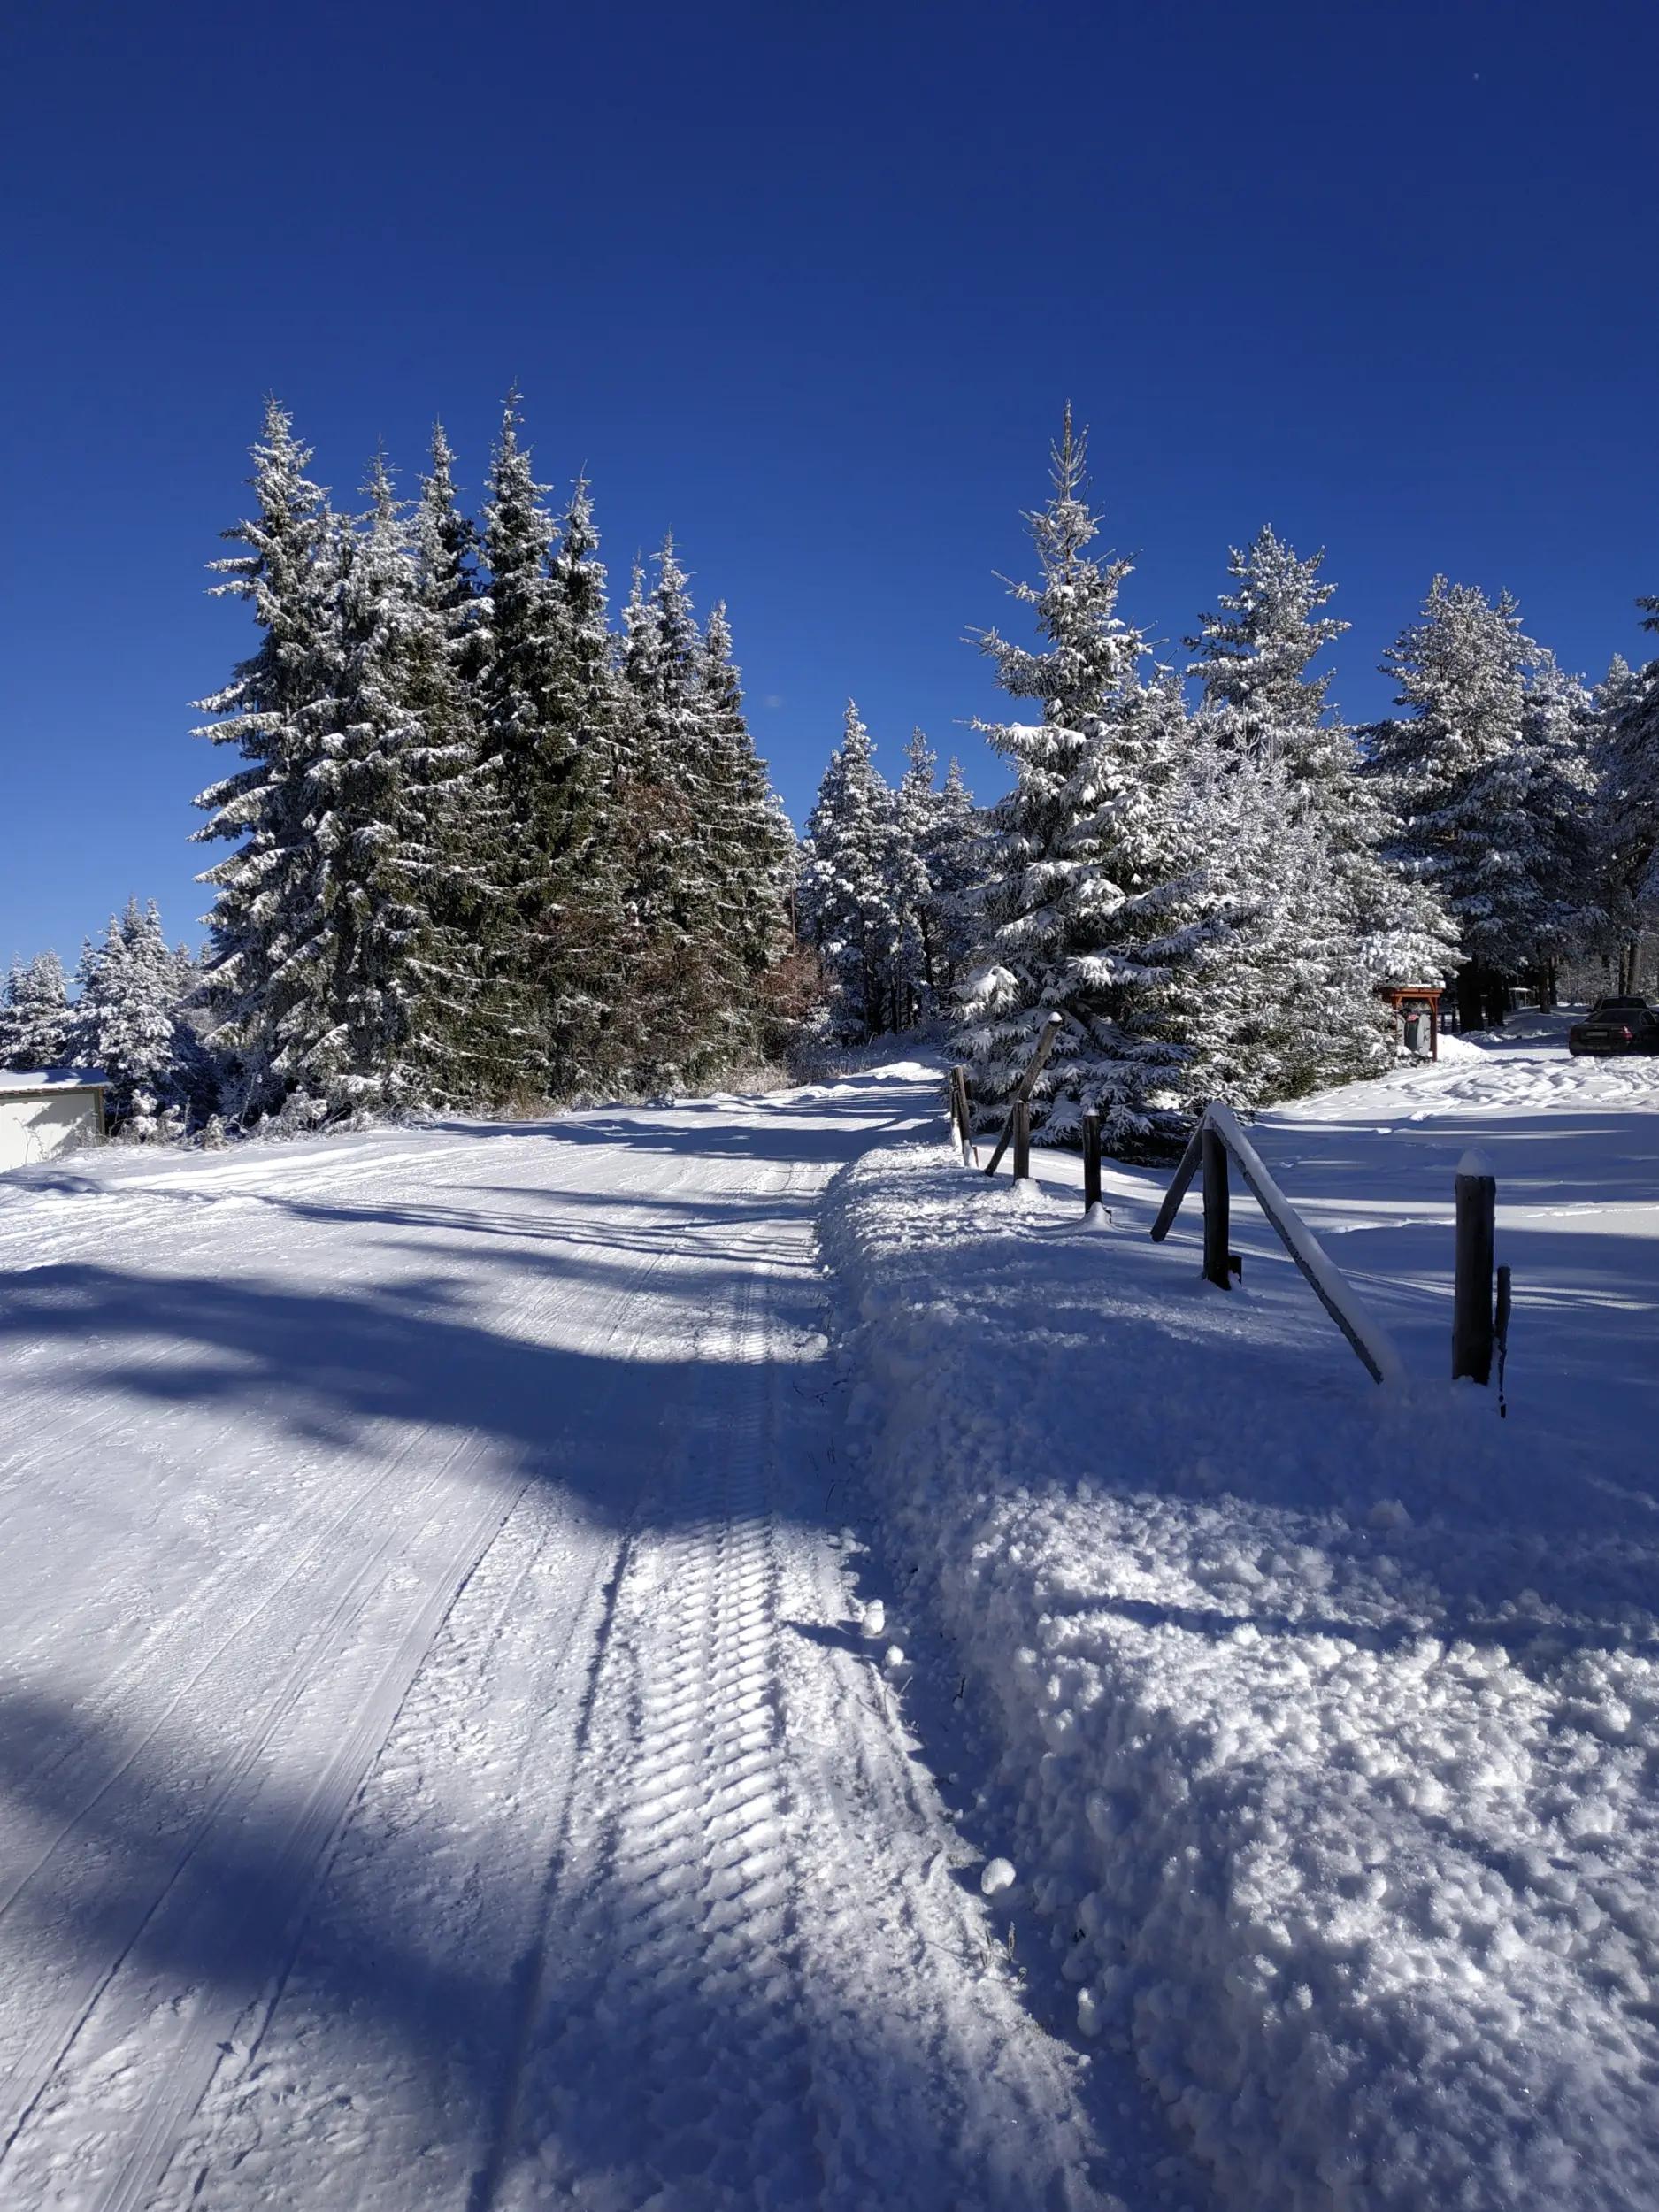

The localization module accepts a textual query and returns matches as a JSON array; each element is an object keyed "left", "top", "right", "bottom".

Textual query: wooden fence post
[
  {"left": 1012, "top": 1101, "right": 1031, "bottom": 1182},
  {"left": 1453, "top": 1152, "right": 1496, "bottom": 1383},
  {"left": 984, "top": 1012, "right": 1064, "bottom": 1177},
  {"left": 949, "top": 1065, "right": 969, "bottom": 1164},
  {"left": 1082, "top": 1111, "right": 1102, "bottom": 1213},
  {"left": 1201, "top": 1118, "right": 1231, "bottom": 1289}
]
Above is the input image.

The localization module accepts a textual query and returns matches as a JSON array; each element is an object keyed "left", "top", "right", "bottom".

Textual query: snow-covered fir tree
[
  {"left": 194, "top": 399, "right": 339, "bottom": 1116},
  {"left": 1595, "top": 603, "right": 1659, "bottom": 990},
  {"left": 477, "top": 399, "right": 626, "bottom": 1095},
  {"left": 1517, "top": 648, "right": 1599, "bottom": 999},
  {"left": 1187, "top": 529, "right": 1425, "bottom": 1084},
  {"left": 0, "top": 951, "right": 73, "bottom": 1070},
  {"left": 402, "top": 422, "right": 518, "bottom": 1095},
  {"left": 696, "top": 602, "right": 799, "bottom": 1051},
  {"left": 73, "top": 900, "right": 207, "bottom": 1129},
  {"left": 1364, "top": 579, "right": 1580, "bottom": 1025},
  {"left": 301, "top": 451, "right": 460, "bottom": 1111},
  {"left": 797, "top": 703, "right": 906, "bottom": 1041},
  {"left": 608, "top": 538, "right": 751, "bottom": 1083},
  {"left": 1189, "top": 526, "right": 1453, "bottom": 999},
  {"left": 956, "top": 414, "right": 1244, "bottom": 1152}
]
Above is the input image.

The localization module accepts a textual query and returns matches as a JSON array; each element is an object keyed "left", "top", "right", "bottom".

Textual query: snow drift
[{"left": 820, "top": 1110, "right": 1659, "bottom": 2212}]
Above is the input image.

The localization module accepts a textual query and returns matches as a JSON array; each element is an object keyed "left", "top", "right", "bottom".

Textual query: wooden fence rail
[
  {"left": 981, "top": 1014, "right": 1064, "bottom": 1179},
  {"left": 949, "top": 1076, "right": 1508, "bottom": 1400},
  {"left": 1151, "top": 1102, "right": 1405, "bottom": 1386}
]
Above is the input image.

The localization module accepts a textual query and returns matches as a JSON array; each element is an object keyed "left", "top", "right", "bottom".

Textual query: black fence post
[
  {"left": 1201, "top": 1119, "right": 1231, "bottom": 1289},
  {"left": 1012, "top": 1101, "right": 1031, "bottom": 1182},
  {"left": 1082, "top": 1111, "right": 1102, "bottom": 1213},
  {"left": 1453, "top": 1156, "right": 1496, "bottom": 1382}
]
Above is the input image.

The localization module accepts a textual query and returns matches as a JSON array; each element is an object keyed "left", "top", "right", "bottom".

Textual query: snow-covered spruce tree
[
  {"left": 1187, "top": 529, "right": 1408, "bottom": 1082},
  {"left": 696, "top": 601, "right": 798, "bottom": 1056},
  {"left": 194, "top": 399, "right": 338, "bottom": 1118},
  {"left": 1590, "top": 654, "right": 1655, "bottom": 990},
  {"left": 534, "top": 476, "right": 638, "bottom": 1097},
  {"left": 1597, "top": 602, "right": 1659, "bottom": 991},
  {"left": 1517, "top": 648, "right": 1599, "bottom": 1002},
  {"left": 1364, "top": 579, "right": 1568, "bottom": 1026},
  {"left": 956, "top": 413, "right": 1240, "bottom": 1153},
  {"left": 300, "top": 451, "right": 471, "bottom": 1113},
  {"left": 73, "top": 901, "right": 203, "bottom": 1129},
  {"left": 477, "top": 396, "right": 620, "bottom": 1098},
  {"left": 400, "top": 422, "right": 518, "bottom": 1100},
  {"left": 918, "top": 755, "right": 985, "bottom": 1002},
  {"left": 797, "top": 702, "right": 906, "bottom": 1041},
  {"left": 888, "top": 732, "right": 948, "bottom": 1025},
  {"left": 606, "top": 538, "right": 750, "bottom": 1087},
  {"left": 0, "top": 950, "right": 73, "bottom": 1069}
]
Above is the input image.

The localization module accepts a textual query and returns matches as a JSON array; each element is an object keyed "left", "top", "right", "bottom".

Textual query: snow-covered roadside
[{"left": 819, "top": 1037, "right": 1659, "bottom": 2212}]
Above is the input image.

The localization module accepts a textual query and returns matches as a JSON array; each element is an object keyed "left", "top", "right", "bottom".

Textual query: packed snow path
[{"left": 0, "top": 1073, "right": 1106, "bottom": 2212}]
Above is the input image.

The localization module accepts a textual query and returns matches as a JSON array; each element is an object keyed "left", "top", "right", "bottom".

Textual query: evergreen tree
[
  {"left": 1517, "top": 649, "right": 1599, "bottom": 1000},
  {"left": 1597, "top": 604, "right": 1659, "bottom": 990},
  {"left": 0, "top": 951, "right": 73, "bottom": 1070},
  {"left": 477, "top": 397, "right": 622, "bottom": 1095},
  {"left": 1190, "top": 526, "right": 1454, "bottom": 996},
  {"left": 609, "top": 538, "right": 765, "bottom": 1084},
  {"left": 920, "top": 757, "right": 985, "bottom": 999},
  {"left": 798, "top": 703, "right": 904, "bottom": 1041},
  {"left": 301, "top": 453, "right": 446, "bottom": 1110},
  {"left": 889, "top": 731, "right": 947, "bottom": 1024},
  {"left": 193, "top": 399, "right": 337, "bottom": 1115},
  {"left": 1364, "top": 579, "right": 1563, "bottom": 1025},
  {"left": 696, "top": 603, "right": 798, "bottom": 1051},
  {"left": 403, "top": 422, "right": 516, "bottom": 1097},
  {"left": 956, "top": 413, "right": 1237, "bottom": 1152},
  {"left": 74, "top": 901, "right": 204, "bottom": 1128}
]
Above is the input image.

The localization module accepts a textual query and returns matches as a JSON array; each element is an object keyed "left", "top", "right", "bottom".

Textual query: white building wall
[{"left": 0, "top": 1093, "right": 103, "bottom": 1171}]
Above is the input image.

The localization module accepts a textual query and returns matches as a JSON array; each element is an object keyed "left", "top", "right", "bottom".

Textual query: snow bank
[{"left": 820, "top": 1141, "right": 1659, "bottom": 2212}]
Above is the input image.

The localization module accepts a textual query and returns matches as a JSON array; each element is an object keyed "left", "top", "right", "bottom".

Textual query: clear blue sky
[{"left": 3, "top": 0, "right": 1655, "bottom": 967}]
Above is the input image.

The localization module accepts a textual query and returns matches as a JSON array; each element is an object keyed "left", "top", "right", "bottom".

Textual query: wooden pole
[
  {"left": 1082, "top": 1111, "right": 1102, "bottom": 1212},
  {"left": 1012, "top": 1101, "right": 1031, "bottom": 1182},
  {"left": 1202, "top": 1119, "right": 1231, "bottom": 1289},
  {"left": 1453, "top": 1156, "right": 1496, "bottom": 1383},
  {"left": 951, "top": 1066, "right": 974, "bottom": 1166},
  {"left": 983, "top": 1012, "right": 1064, "bottom": 1176}
]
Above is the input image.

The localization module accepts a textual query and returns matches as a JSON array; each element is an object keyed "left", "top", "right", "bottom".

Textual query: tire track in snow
[
  {"left": 480, "top": 1234, "right": 822, "bottom": 2210},
  {"left": 481, "top": 1162, "right": 1105, "bottom": 2212}
]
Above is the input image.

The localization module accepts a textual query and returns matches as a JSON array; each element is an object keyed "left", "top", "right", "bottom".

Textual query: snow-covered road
[{"left": 0, "top": 1074, "right": 1106, "bottom": 2212}]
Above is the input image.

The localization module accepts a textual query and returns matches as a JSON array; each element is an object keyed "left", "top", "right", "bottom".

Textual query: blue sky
[{"left": 2, "top": 0, "right": 1655, "bottom": 966}]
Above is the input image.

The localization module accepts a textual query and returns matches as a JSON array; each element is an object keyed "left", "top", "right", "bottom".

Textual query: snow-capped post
[
  {"left": 1201, "top": 1119, "right": 1231, "bottom": 1289},
  {"left": 1082, "top": 1111, "right": 1102, "bottom": 1213},
  {"left": 983, "top": 1011, "right": 1064, "bottom": 1177},
  {"left": 1453, "top": 1152, "right": 1496, "bottom": 1385},
  {"left": 1012, "top": 1101, "right": 1031, "bottom": 1182}
]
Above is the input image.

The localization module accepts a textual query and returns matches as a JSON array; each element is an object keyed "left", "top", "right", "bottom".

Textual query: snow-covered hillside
[
  {"left": 821, "top": 1018, "right": 1659, "bottom": 2212},
  {"left": 0, "top": 1077, "right": 1113, "bottom": 2212}
]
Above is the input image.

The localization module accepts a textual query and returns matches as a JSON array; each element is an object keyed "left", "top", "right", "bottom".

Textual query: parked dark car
[{"left": 1568, "top": 998, "right": 1659, "bottom": 1056}]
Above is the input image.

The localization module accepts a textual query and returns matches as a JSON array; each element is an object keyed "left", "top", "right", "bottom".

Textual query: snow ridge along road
[{"left": 0, "top": 1072, "right": 1111, "bottom": 2211}]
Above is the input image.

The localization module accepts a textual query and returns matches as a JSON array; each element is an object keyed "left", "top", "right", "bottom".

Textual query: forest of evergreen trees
[
  {"left": 797, "top": 413, "right": 1659, "bottom": 1153},
  {"left": 4, "top": 403, "right": 1659, "bottom": 1153}
]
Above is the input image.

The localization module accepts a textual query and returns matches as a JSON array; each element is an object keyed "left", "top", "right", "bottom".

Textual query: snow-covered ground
[
  {"left": 820, "top": 1016, "right": 1659, "bottom": 2212},
  {"left": 4, "top": 1025, "right": 1655, "bottom": 2212},
  {"left": 0, "top": 1078, "right": 1117, "bottom": 2212}
]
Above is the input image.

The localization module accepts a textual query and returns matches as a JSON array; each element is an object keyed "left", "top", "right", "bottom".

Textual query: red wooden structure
[{"left": 1376, "top": 982, "right": 1442, "bottom": 1061}]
